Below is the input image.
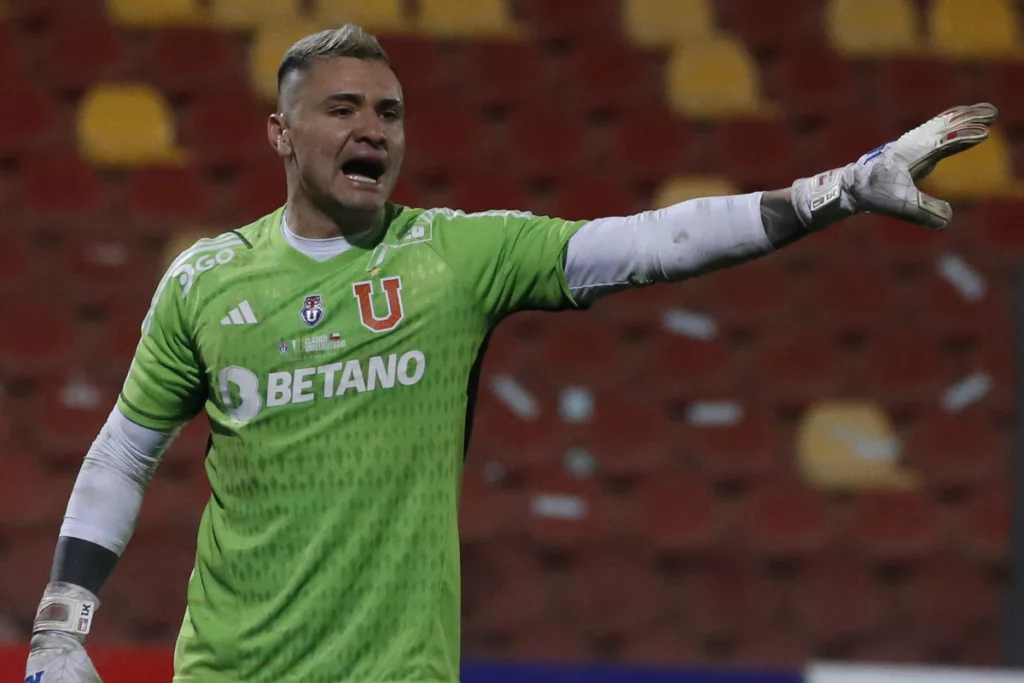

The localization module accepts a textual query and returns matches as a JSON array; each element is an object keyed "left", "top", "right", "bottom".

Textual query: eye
[
  {"left": 330, "top": 107, "right": 354, "bottom": 118},
  {"left": 380, "top": 108, "right": 401, "bottom": 122}
]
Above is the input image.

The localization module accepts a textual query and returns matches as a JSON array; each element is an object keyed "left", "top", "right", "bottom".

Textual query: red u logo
[{"left": 352, "top": 276, "right": 405, "bottom": 333}]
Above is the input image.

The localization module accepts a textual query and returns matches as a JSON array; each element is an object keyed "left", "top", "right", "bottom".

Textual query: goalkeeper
[{"left": 26, "top": 23, "right": 996, "bottom": 683}]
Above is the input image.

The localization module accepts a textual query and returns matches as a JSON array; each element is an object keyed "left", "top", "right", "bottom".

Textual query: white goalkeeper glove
[
  {"left": 791, "top": 103, "right": 998, "bottom": 231},
  {"left": 25, "top": 582, "right": 103, "bottom": 683}
]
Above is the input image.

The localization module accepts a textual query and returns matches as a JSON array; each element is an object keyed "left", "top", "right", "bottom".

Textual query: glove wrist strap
[
  {"left": 790, "top": 165, "right": 855, "bottom": 231},
  {"left": 33, "top": 582, "right": 99, "bottom": 639}
]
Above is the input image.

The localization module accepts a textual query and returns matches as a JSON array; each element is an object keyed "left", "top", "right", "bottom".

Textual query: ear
[{"left": 268, "top": 113, "right": 293, "bottom": 157}]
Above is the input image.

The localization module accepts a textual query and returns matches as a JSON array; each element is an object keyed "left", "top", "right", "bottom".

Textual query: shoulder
[{"left": 389, "top": 205, "right": 540, "bottom": 243}]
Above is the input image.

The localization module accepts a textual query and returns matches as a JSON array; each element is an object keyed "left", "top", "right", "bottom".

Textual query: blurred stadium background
[{"left": 0, "top": 0, "right": 1022, "bottom": 681}]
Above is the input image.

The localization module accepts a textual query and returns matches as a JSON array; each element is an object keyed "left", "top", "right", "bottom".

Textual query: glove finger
[
  {"left": 910, "top": 122, "right": 991, "bottom": 180},
  {"left": 912, "top": 190, "right": 953, "bottom": 230}
]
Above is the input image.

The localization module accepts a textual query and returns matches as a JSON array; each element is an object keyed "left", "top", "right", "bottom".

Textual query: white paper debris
[
  {"left": 685, "top": 401, "right": 743, "bottom": 426},
  {"left": 559, "top": 386, "right": 594, "bottom": 423},
  {"left": 489, "top": 374, "right": 538, "bottom": 420},
  {"left": 941, "top": 372, "right": 992, "bottom": 412},
  {"left": 563, "top": 447, "right": 596, "bottom": 478},
  {"left": 662, "top": 308, "right": 719, "bottom": 340},
  {"left": 937, "top": 253, "right": 986, "bottom": 303},
  {"left": 531, "top": 493, "right": 588, "bottom": 520}
]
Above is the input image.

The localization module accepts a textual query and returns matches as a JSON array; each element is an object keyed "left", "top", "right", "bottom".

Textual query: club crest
[{"left": 301, "top": 294, "right": 325, "bottom": 328}]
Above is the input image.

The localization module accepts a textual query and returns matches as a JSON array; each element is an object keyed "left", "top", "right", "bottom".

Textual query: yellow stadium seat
[
  {"left": 77, "top": 85, "right": 187, "bottom": 167},
  {"left": 106, "top": 0, "right": 204, "bottom": 26},
  {"left": 797, "top": 401, "right": 917, "bottom": 491},
  {"left": 250, "top": 22, "right": 323, "bottom": 102},
  {"left": 929, "top": 0, "right": 1022, "bottom": 60},
  {"left": 416, "top": 0, "right": 517, "bottom": 38},
  {"left": 922, "top": 127, "right": 1024, "bottom": 198},
  {"left": 652, "top": 177, "right": 738, "bottom": 208},
  {"left": 666, "top": 38, "right": 772, "bottom": 119},
  {"left": 311, "top": 0, "right": 407, "bottom": 31},
  {"left": 827, "top": 0, "right": 920, "bottom": 56},
  {"left": 207, "top": 0, "right": 302, "bottom": 29},
  {"left": 624, "top": 0, "right": 716, "bottom": 49}
]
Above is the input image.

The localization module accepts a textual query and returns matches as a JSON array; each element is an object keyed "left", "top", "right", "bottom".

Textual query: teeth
[{"left": 345, "top": 174, "right": 378, "bottom": 185}]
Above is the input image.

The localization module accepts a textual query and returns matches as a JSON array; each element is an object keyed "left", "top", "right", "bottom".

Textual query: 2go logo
[{"left": 173, "top": 247, "right": 236, "bottom": 298}]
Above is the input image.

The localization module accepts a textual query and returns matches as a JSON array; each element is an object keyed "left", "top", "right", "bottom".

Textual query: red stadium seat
[
  {"left": 645, "top": 330, "right": 737, "bottom": 399},
  {"left": 0, "top": 536, "right": 61, "bottom": 621},
  {"left": 104, "top": 531, "right": 195, "bottom": 637},
  {"left": 0, "top": 449, "right": 67, "bottom": 528},
  {"left": 740, "top": 478, "right": 833, "bottom": 557},
  {"left": 794, "top": 555, "right": 883, "bottom": 644},
  {"left": 0, "top": 20, "right": 25, "bottom": 79},
  {"left": 978, "top": 63, "right": 1024, "bottom": 131},
  {"left": 506, "top": 106, "right": 589, "bottom": 180},
  {"left": 552, "top": 174, "right": 639, "bottom": 220},
  {"left": 563, "top": 390, "right": 675, "bottom": 479},
  {"left": 806, "top": 262, "right": 897, "bottom": 333},
  {"left": 816, "top": 113, "right": 900, "bottom": 171},
  {"left": 535, "top": 315, "right": 631, "bottom": 386},
  {"left": 861, "top": 331, "right": 955, "bottom": 407},
  {"left": 967, "top": 333, "right": 1015, "bottom": 417},
  {"left": 28, "top": 374, "right": 116, "bottom": 466},
  {"left": 7, "top": 0, "right": 102, "bottom": 21},
  {"left": 403, "top": 103, "right": 484, "bottom": 178},
  {"left": 610, "top": 107, "right": 695, "bottom": 184},
  {"left": 462, "top": 542, "right": 551, "bottom": 634},
  {"left": 702, "top": 258, "right": 796, "bottom": 331},
  {"left": 874, "top": 58, "right": 962, "bottom": 128},
  {"left": 135, "top": 472, "right": 208, "bottom": 536},
  {"left": 711, "top": 118, "right": 800, "bottom": 190},
  {"left": 733, "top": 631, "right": 813, "bottom": 668},
  {"left": 619, "top": 624, "right": 700, "bottom": 668},
  {"left": 561, "top": 550, "right": 667, "bottom": 637},
  {"left": 127, "top": 166, "right": 215, "bottom": 224},
  {"left": 634, "top": 472, "right": 723, "bottom": 553},
  {"left": 901, "top": 556, "right": 999, "bottom": 648},
  {"left": 96, "top": 297, "right": 151, "bottom": 376},
  {"left": 460, "top": 40, "right": 549, "bottom": 112},
  {"left": 719, "top": 0, "right": 817, "bottom": 50},
  {"left": 775, "top": 43, "right": 859, "bottom": 121},
  {"left": 525, "top": 468, "right": 610, "bottom": 550},
  {"left": 861, "top": 211, "right": 948, "bottom": 265},
  {"left": 468, "top": 387, "right": 563, "bottom": 475},
  {"left": 919, "top": 264, "right": 1010, "bottom": 340},
  {"left": 517, "top": 0, "right": 621, "bottom": 42},
  {"left": 564, "top": 42, "right": 661, "bottom": 115},
  {"left": 160, "top": 415, "right": 211, "bottom": 477},
  {"left": 146, "top": 27, "right": 245, "bottom": 96},
  {"left": 42, "top": 15, "right": 129, "bottom": 92},
  {"left": 375, "top": 36, "right": 449, "bottom": 104},
  {"left": 232, "top": 160, "right": 286, "bottom": 222},
  {"left": 0, "top": 290, "right": 79, "bottom": 374},
  {"left": 459, "top": 465, "right": 527, "bottom": 543},
  {"left": 750, "top": 331, "right": 848, "bottom": 407},
  {"left": 17, "top": 153, "right": 104, "bottom": 217},
  {"left": 61, "top": 231, "right": 160, "bottom": 307},
  {"left": 443, "top": 169, "right": 529, "bottom": 214},
  {"left": 955, "top": 487, "right": 1009, "bottom": 561},
  {"left": 0, "top": 231, "right": 32, "bottom": 296},
  {"left": 180, "top": 87, "right": 271, "bottom": 168},
  {"left": 976, "top": 199, "right": 1024, "bottom": 255},
  {"left": 904, "top": 412, "right": 1007, "bottom": 490},
  {"left": 680, "top": 556, "right": 781, "bottom": 641},
  {"left": 0, "top": 79, "right": 60, "bottom": 158},
  {"left": 508, "top": 621, "right": 592, "bottom": 663},
  {"left": 687, "top": 409, "right": 785, "bottom": 483},
  {"left": 850, "top": 491, "right": 944, "bottom": 560}
]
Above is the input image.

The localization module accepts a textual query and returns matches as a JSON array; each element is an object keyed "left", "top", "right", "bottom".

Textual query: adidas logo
[{"left": 221, "top": 301, "right": 258, "bottom": 325}]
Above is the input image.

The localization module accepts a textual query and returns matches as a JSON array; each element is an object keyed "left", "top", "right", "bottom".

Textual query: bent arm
[
  {"left": 52, "top": 406, "right": 176, "bottom": 594},
  {"left": 565, "top": 189, "right": 805, "bottom": 304}
]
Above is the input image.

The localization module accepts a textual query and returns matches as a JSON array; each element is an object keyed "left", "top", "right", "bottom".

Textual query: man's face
[{"left": 274, "top": 57, "right": 405, "bottom": 217}]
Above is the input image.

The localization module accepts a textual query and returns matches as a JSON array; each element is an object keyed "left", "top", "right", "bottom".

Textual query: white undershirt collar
[{"left": 281, "top": 213, "right": 373, "bottom": 262}]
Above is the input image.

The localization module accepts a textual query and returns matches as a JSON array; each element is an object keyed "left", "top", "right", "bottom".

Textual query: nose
[{"left": 352, "top": 111, "right": 386, "bottom": 149}]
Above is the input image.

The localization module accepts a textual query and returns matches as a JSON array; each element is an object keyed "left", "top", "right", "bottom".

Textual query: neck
[{"left": 285, "top": 194, "right": 384, "bottom": 240}]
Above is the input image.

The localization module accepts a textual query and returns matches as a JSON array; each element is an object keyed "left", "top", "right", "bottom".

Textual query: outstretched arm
[{"left": 565, "top": 104, "right": 997, "bottom": 304}]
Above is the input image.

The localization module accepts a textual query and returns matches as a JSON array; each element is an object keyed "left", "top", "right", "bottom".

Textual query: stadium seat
[
  {"left": 459, "top": 466, "right": 526, "bottom": 543},
  {"left": 612, "top": 108, "right": 695, "bottom": 184},
  {"left": 815, "top": 114, "right": 901, "bottom": 180},
  {"left": 850, "top": 491, "right": 944, "bottom": 560},
  {"left": 181, "top": 86, "right": 270, "bottom": 167},
  {"left": 652, "top": 176, "right": 739, "bottom": 208},
  {"left": 711, "top": 118, "right": 800, "bottom": 189},
  {"left": 733, "top": 632, "right": 813, "bottom": 668},
  {"left": 8, "top": 0, "right": 100, "bottom": 21},
  {"left": 904, "top": 558, "right": 1000, "bottom": 648},
  {"left": 860, "top": 211, "right": 947, "bottom": 266},
  {"left": 807, "top": 261, "right": 901, "bottom": 334},
  {"left": 619, "top": 625, "right": 700, "bottom": 668},
  {"left": 861, "top": 330, "right": 955, "bottom": 407},
  {"left": 29, "top": 375, "right": 116, "bottom": 466},
  {"left": 680, "top": 556, "right": 781, "bottom": 641},
  {"left": 0, "top": 291, "right": 78, "bottom": 374},
  {"left": 106, "top": 0, "right": 205, "bottom": 26},
  {"left": 460, "top": 40, "right": 548, "bottom": 112},
  {"left": 561, "top": 550, "right": 667, "bottom": 637},
  {"left": 61, "top": 231, "right": 160, "bottom": 304},
  {"left": 775, "top": 42, "right": 859, "bottom": 121},
  {"left": 508, "top": 622, "right": 592, "bottom": 662},
  {"left": 375, "top": 36, "right": 450, "bottom": 104},
  {"left": 623, "top": 0, "right": 716, "bottom": 49},
  {"left": 796, "top": 400, "right": 916, "bottom": 491},
  {"left": 42, "top": 15, "right": 128, "bottom": 92},
  {"left": 874, "top": 58, "right": 963, "bottom": 127},
  {"left": 905, "top": 412, "right": 1006, "bottom": 490},
  {"left": 966, "top": 333, "right": 1015, "bottom": 417},
  {"left": 535, "top": 316, "right": 631, "bottom": 386},
  {"left": 929, "top": 0, "right": 1022, "bottom": 61},
  {"left": 77, "top": 84, "right": 186, "bottom": 166},
  {"left": 525, "top": 468, "right": 610, "bottom": 550},
  {"left": 956, "top": 487, "right": 1010, "bottom": 560},
  {"left": 310, "top": 0, "right": 406, "bottom": 31},
  {"left": 795, "top": 555, "right": 883, "bottom": 644},
  {"left": 565, "top": 42, "right": 660, "bottom": 114},
  {"left": 0, "top": 231, "right": 30, "bottom": 295},
  {"left": 249, "top": 21, "right": 320, "bottom": 101},
  {"left": 0, "top": 536, "right": 65, "bottom": 620},
  {"left": 127, "top": 166, "right": 215, "bottom": 223},
  {"left": 552, "top": 174, "right": 638, "bottom": 220},
  {"left": 402, "top": 103, "right": 484, "bottom": 178},
  {"left": 517, "top": 0, "right": 620, "bottom": 43},
  {"left": 740, "top": 478, "right": 833, "bottom": 557},
  {"left": 416, "top": 0, "right": 517, "bottom": 38},
  {"left": 0, "top": 449, "right": 65, "bottom": 528},
  {"left": 207, "top": 0, "right": 300, "bottom": 28},
  {"left": 701, "top": 258, "right": 795, "bottom": 331},
  {"left": 505, "top": 106, "right": 589, "bottom": 179},
  {"left": 646, "top": 328, "right": 735, "bottom": 399},
  {"left": 0, "top": 78, "right": 58, "bottom": 157},
  {"left": 443, "top": 170, "right": 528, "bottom": 215},
  {"left": 17, "top": 153, "right": 104, "bottom": 216},
  {"left": 750, "top": 331, "right": 848, "bottom": 408},
  {"left": 468, "top": 388, "right": 563, "bottom": 475},
  {"left": 462, "top": 542, "right": 550, "bottom": 633},
  {"left": 0, "top": 19, "right": 22, "bottom": 78},
  {"left": 922, "top": 127, "right": 1023, "bottom": 198},
  {"left": 146, "top": 27, "right": 245, "bottom": 96},
  {"left": 827, "top": 0, "right": 920, "bottom": 56},
  {"left": 97, "top": 297, "right": 151, "bottom": 375},
  {"left": 634, "top": 472, "right": 722, "bottom": 553},
  {"left": 978, "top": 63, "right": 1024, "bottom": 131},
  {"left": 977, "top": 199, "right": 1024, "bottom": 254},
  {"left": 232, "top": 159, "right": 287, "bottom": 221},
  {"left": 135, "top": 473, "right": 208, "bottom": 535},
  {"left": 665, "top": 38, "right": 771, "bottom": 119},
  {"left": 719, "top": 0, "right": 816, "bottom": 51},
  {"left": 687, "top": 409, "right": 785, "bottom": 483},
  {"left": 920, "top": 262, "right": 1009, "bottom": 340}
]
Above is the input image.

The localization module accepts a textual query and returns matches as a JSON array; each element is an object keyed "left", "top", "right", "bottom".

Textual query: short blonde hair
[{"left": 277, "top": 24, "right": 391, "bottom": 95}]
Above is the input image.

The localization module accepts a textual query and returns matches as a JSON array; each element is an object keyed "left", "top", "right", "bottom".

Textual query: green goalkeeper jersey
[{"left": 117, "top": 204, "right": 587, "bottom": 683}]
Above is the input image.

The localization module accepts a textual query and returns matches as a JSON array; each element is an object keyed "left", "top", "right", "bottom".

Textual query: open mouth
[{"left": 341, "top": 158, "right": 386, "bottom": 186}]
